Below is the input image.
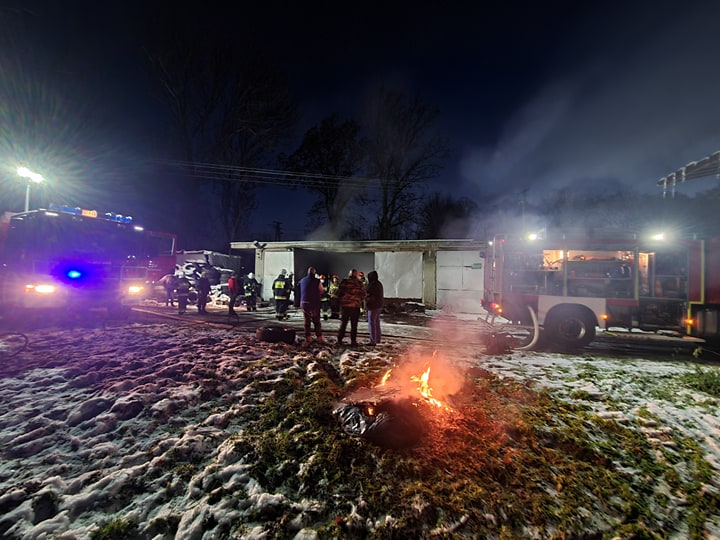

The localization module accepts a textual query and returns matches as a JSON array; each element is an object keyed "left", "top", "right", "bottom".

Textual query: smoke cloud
[{"left": 459, "top": 3, "right": 720, "bottom": 202}]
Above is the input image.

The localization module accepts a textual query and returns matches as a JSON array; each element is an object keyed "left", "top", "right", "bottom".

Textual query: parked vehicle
[
  {"left": 482, "top": 229, "right": 720, "bottom": 349},
  {"left": 0, "top": 205, "right": 176, "bottom": 316}
]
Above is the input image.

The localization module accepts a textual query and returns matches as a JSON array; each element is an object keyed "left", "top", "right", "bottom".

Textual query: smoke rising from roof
[{"left": 459, "top": 2, "right": 720, "bottom": 203}]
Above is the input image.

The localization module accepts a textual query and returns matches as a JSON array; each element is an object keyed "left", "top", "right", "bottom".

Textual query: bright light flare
[
  {"left": 17, "top": 167, "right": 44, "bottom": 184},
  {"left": 651, "top": 232, "right": 665, "bottom": 241},
  {"left": 127, "top": 285, "right": 144, "bottom": 295},
  {"left": 25, "top": 283, "right": 56, "bottom": 294}
]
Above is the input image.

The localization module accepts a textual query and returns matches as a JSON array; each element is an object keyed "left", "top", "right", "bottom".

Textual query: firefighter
[
  {"left": 196, "top": 271, "right": 211, "bottom": 314},
  {"left": 328, "top": 274, "right": 340, "bottom": 319},
  {"left": 320, "top": 274, "right": 331, "bottom": 320},
  {"left": 358, "top": 271, "right": 368, "bottom": 320},
  {"left": 243, "top": 272, "right": 260, "bottom": 311},
  {"left": 272, "top": 269, "right": 293, "bottom": 320},
  {"left": 175, "top": 274, "right": 191, "bottom": 314}
]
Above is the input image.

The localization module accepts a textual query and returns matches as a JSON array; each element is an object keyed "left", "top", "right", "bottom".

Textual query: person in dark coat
[
  {"left": 196, "top": 271, "right": 211, "bottom": 313},
  {"left": 365, "top": 270, "right": 384, "bottom": 345},
  {"left": 298, "top": 266, "right": 324, "bottom": 344}
]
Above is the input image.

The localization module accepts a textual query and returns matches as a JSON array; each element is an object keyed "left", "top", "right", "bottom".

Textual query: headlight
[
  {"left": 127, "top": 285, "right": 144, "bottom": 295},
  {"left": 26, "top": 283, "right": 57, "bottom": 294}
]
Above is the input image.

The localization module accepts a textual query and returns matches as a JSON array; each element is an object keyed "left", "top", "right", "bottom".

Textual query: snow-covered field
[{"left": 0, "top": 306, "right": 719, "bottom": 539}]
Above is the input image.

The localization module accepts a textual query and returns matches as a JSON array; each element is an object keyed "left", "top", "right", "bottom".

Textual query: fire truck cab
[
  {"left": 0, "top": 205, "right": 176, "bottom": 319},
  {"left": 483, "top": 229, "right": 720, "bottom": 349}
]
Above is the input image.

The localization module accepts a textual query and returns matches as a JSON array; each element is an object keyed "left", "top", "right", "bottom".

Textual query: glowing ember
[{"left": 379, "top": 369, "right": 392, "bottom": 386}]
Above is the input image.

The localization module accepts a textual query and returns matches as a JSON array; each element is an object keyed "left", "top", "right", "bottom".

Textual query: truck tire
[
  {"left": 256, "top": 325, "right": 296, "bottom": 344},
  {"left": 545, "top": 306, "right": 596, "bottom": 349}
]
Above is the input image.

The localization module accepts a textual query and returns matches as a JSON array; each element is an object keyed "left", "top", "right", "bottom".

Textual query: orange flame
[{"left": 411, "top": 364, "right": 443, "bottom": 408}]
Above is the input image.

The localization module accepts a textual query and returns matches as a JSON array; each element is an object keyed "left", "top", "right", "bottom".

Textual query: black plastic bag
[{"left": 333, "top": 398, "right": 425, "bottom": 449}]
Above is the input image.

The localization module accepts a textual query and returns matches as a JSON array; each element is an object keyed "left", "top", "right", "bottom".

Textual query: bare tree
[
  {"left": 142, "top": 13, "right": 296, "bottom": 249},
  {"left": 363, "top": 88, "right": 448, "bottom": 240},
  {"left": 280, "top": 114, "right": 366, "bottom": 239},
  {"left": 416, "top": 193, "right": 478, "bottom": 239}
]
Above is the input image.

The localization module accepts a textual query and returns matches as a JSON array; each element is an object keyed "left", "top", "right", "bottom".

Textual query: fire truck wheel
[
  {"left": 256, "top": 325, "right": 296, "bottom": 344},
  {"left": 544, "top": 306, "right": 596, "bottom": 349}
]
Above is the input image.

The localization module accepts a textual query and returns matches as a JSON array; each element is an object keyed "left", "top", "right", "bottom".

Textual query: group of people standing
[
  {"left": 297, "top": 267, "right": 383, "bottom": 347},
  {"left": 226, "top": 272, "right": 260, "bottom": 318},
  {"left": 168, "top": 266, "right": 384, "bottom": 347},
  {"left": 159, "top": 271, "right": 211, "bottom": 315}
]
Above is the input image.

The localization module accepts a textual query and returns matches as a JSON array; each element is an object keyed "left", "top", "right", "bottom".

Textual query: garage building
[{"left": 229, "top": 239, "right": 488, "bottom": 314}]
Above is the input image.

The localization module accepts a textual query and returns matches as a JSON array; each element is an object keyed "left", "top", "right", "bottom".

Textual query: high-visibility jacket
[
  {"left": 273, "top": 276, "right": 291, "bottom": 300},
  {"left": 244, "top": 278, "right": 259, "bottom": 297}
]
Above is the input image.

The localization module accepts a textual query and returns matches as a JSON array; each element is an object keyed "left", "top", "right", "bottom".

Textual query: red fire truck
[
  {"left": 0, "top": 205, "right": 176, "bottom": 317},
  {"left": 482, "top": 229, "right": 720, "bottom": 349}
]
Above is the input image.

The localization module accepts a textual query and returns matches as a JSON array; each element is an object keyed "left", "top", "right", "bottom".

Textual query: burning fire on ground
[
  {"left": 373, "top": 350, "right": 465, "bottom": 410},
  {"left": 334, "top": 348, "right": 467, "bottom": 448}
]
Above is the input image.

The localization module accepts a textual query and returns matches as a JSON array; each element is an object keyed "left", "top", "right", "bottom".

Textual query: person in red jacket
[
  {"left": 336, "top": 269, "right": 365, "bottom": 346},
  {"left": 227, "top": 273, "right": 241, "bottom": 319}
]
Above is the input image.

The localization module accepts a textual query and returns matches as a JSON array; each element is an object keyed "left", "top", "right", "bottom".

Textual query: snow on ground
[{"left": 0, "top": 303, "right": 719, "bottom": 538}]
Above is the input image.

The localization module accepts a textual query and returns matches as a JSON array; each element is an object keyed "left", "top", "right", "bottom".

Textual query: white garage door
[{"left": 436, "top": 251, "right": 484, "bottom": 313}]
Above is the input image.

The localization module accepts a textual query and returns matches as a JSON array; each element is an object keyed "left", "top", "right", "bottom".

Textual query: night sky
[{"left": 2, "top": 1, "right": 720, "bottom": 241}]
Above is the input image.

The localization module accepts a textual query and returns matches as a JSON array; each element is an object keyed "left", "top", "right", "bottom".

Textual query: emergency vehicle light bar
[{"left": 48, "top": 203, "right": 132, "bottom": 223}]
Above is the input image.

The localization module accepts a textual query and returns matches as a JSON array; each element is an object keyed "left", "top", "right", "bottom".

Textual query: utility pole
[
  {"left": 272, "top": 221, "right": 283, "bottom": 242},
  {"left": 519, "top": 187, "right": 528, "bottom": 233}
]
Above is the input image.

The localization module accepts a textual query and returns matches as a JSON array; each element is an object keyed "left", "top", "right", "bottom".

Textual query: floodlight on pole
[{"left": 17, "top": 167, "right": 44, "bottom": 212}]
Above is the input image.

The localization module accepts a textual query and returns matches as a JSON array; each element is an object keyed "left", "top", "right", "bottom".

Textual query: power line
[{"left": 156, "top": 159, "right": 380, "bottom": 190}]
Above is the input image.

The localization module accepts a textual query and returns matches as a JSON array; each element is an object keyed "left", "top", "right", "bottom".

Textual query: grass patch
[
  {"left": 228, "top": 358, "right": 717, "bottom": 538},
  {"left": 90, "top": 517, "right": 139, "bottom": 540},
  {"left": 680, "top": 365, "right": 720, "bottom": 398}
]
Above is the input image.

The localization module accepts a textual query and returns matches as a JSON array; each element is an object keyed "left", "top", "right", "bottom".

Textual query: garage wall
[
  {"left": 261, "top": 251, "right": 294, "bottom": 301},
  {"left": 252, "top": 247, "right": 484, "bottom": 312},
  {"left": 375, "top": 252, "right": 423, "bottom": 298},
  {"left": 436, "top": 251, "right": 484, "bottom": 313}
]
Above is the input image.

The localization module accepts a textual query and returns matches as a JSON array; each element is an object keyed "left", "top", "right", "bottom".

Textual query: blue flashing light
[
  {"left": 48, "top": 203, "right": 132, "bottom": 224},
  {"left": 66, "top": 269, "right": 83, "bottom": 280},
  {"left": 104, "top": 212, "right": 133, "bottom": 224}
]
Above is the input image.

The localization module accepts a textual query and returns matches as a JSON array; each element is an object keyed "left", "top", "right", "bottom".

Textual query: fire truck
[
  {"left": 482, "top": 229, "right": 720, "bottom": 349},
  {"left": 0, "top": 204, "right": 176, "bottom": 317}
]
